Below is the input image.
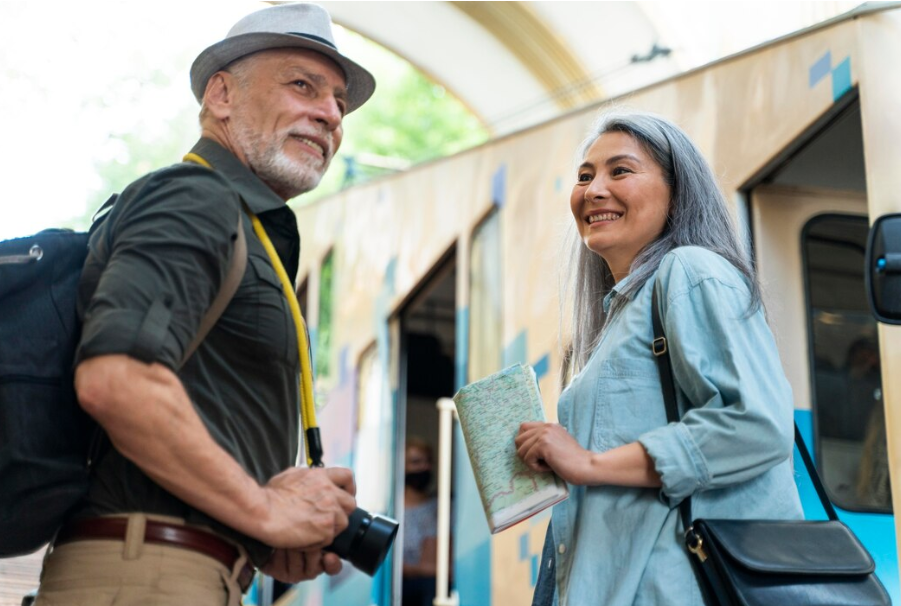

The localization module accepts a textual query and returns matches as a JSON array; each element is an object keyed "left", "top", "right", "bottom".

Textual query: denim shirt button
[{"left": 558, "top": 543, "right": 566, "bottom": 554}]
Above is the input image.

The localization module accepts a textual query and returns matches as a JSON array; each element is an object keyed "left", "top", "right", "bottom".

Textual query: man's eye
[{"left": 294, "top": 80, "right": 309, "bottom": 90}]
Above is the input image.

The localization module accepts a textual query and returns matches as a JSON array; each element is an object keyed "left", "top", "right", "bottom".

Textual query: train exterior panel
[{"left": 269, "top": 6, "right": 901, "bottom": 605}]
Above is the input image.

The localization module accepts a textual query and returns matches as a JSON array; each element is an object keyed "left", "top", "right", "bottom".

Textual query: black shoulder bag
[{"left": 650, "top": 286, "right": 891, "bottom": 606}]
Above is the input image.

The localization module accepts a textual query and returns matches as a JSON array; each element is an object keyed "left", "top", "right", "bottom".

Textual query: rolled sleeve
[
  {"left": 638, "top": 250, "right": 795, "bottom": 502},
  {"left": 76, "top": 165, "right": 241, "bottom": 370},
  {"left": 640, "top": 421, "right": 710, "bottom": 502}
]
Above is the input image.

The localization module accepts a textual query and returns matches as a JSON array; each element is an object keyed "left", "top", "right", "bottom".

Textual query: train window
[
  {"left": 469, "top": 210, "right": 503, "bottom": 380},
  {"left": 803, "top": 214, "right": 890, "bottom": 513},
  {"left": 316, "top": 250, "right": 334, "bottom": 379}
]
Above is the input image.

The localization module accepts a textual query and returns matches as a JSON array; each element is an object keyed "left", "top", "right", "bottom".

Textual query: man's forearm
[{"left": 75, "top": 354, "right": 271, "bottom": 540}]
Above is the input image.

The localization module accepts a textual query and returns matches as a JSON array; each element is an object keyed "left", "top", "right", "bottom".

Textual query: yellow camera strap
[{"left": 183, "top": 152, "right": 323, "bottom": 467}]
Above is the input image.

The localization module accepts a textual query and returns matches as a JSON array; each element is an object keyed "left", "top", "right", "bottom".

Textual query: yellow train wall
[{"left": 292, "top": 8, "right": 901, "bottom": 604}]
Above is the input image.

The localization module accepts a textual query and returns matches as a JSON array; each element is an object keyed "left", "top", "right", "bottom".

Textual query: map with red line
[{"left": 454, "top": 363, "right": 568, "bottom": 533}]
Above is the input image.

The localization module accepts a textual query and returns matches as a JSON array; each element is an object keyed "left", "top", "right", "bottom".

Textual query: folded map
[{"left": 453, "top": 363, "right": 568, "bottom": 533}]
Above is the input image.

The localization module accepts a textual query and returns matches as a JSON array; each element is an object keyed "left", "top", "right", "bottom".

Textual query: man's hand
[
  {"left": 75, "top": 355, "right": 361, "bottom": 552},
  {"left": 257, "top": 466, "right": 357, "bottom": 549},
  {"left": 261, "top": 548, "right": 343, "bottom": 583}
]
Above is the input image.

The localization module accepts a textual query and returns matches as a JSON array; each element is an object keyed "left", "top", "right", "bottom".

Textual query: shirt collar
[
  {"left": 188, "top": 138, "right": 286, "bottom": 215},
  {"left": 602, "top": 272, "right": 636, "bottom": 312}
]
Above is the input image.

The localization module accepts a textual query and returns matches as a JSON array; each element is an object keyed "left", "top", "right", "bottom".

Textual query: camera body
[{"left": 325, "top": 507, "right": 398, "bottom": 575}]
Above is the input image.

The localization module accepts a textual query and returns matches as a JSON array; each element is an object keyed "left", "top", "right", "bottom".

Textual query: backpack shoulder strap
[{"left": 179, "top": 215, "right": 247, "bottom": 366}]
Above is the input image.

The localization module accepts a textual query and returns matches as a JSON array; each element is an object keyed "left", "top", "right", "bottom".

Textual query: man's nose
[{"left": 312, "top": 95, "right": 343, "bottom": 131}]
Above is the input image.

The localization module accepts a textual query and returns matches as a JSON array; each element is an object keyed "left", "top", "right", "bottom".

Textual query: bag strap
[
  {"left": 649, "top": 283, "right": 839, "bottom": 527},
  {"left": 87, "top": 186, "right": 247, "bottom": 471},
  {"left": 179, "top": 216, "right": 246, "bottom": 365},
  {"left": 184, "top": 151, "right": 323, "bottom": 468}
]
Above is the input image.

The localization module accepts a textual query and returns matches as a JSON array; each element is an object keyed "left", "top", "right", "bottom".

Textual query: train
[{"left": 256, "top": 4, "right": 901, "bottom": 605}]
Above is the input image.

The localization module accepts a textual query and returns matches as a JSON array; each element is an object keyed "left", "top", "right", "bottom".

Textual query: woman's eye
[
  {"left": 577, "top": 173, "right": 592, "bottom": 183},
  {"left": 612, "top": 166, "right": 632, "bottom": 176}
]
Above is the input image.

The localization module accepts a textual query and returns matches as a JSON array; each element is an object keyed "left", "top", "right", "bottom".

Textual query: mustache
[{"left": 286, "top": 129, "right": 332, "bottom": 159}]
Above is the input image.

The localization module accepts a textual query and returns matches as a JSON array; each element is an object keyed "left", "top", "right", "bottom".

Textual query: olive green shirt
[{"left": 75, "top": 138, "right": 301, "bottom": 566}]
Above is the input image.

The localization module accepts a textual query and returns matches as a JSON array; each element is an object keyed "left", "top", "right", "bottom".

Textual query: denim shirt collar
[{"left": 602, "top": 272, "right": 637, "bottom": 313}]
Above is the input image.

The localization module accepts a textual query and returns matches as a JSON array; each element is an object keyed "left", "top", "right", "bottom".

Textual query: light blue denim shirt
[{"left": 552, "top": 246, "right": 803, "bottom": 606}]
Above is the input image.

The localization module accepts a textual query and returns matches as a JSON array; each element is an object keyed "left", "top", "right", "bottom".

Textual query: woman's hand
[
  {"left": 515, "top": 422, "right": 595, "bottom": 485},
  {"left": 516, "top": 423, "right": 663, "bottom": 488}
]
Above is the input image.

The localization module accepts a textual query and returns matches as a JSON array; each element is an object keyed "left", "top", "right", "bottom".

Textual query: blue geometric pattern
[
  {"left": 831, "top": 56, "right": 852, "bottom": 101},
  {"left": 808, "top": 51, "right": 853, "bottom": 101},
  {"left": 808, "top": 51, "right": 832, "bottom": 88},
  {"left": 456, "top": 307, "right": 470, "bottom": 391},
  {"left": 532, "top": 354, "right": 550, "bottom": 382},
  {"left": 492, "top": 164, "right": 507, "bottom": 208},
  {"left": 503, "top": 330, "right": 527, "bottom": 367},
  {"left": 517, "top": 511, "right": 554, "bottom": 588}
]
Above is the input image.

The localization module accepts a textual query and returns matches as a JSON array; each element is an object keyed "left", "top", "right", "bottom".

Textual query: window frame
[{"left": 801, "top": 212, "right": 890, "bottom": 514}]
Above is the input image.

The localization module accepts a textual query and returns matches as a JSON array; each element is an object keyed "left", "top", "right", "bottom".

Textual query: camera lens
[{"left": 325, "top": 507, "right": 399, "bottom": 576}]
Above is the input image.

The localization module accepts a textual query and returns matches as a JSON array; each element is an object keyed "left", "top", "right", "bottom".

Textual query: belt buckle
[{"left": 237, "top": 562, "right": 256, "bottom": 593}]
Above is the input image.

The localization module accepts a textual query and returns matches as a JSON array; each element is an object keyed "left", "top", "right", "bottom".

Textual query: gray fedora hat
[{"left": 190, "top": 3, "right": 375, "bottom": 113}]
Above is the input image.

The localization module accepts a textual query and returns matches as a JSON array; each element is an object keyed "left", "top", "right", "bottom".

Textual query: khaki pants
[{"left": 35, "top": 514, "right": 248, "bottom": 606}]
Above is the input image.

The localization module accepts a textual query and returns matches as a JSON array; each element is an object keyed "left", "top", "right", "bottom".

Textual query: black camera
[{"left": 325, "top": 507, "right": 398, "bottom": 575}]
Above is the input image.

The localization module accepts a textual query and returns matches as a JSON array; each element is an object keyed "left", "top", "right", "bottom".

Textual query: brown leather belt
[{"left": 56, "top": 517, "right": 255, "bottom": 591}]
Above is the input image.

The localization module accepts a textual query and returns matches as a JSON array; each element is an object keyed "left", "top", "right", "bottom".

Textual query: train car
[{"left": 263, "top": 4, "right": 901, "bottom": 605}]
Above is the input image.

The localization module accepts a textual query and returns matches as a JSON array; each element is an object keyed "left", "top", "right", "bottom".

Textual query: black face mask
[{"left": 405, "top": 470, "right": 432, "bottom": 491}]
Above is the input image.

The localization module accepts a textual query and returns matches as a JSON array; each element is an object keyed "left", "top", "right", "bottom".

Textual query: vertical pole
[{"left": 434, "top": 397, "right": 459, "bottom": 606}]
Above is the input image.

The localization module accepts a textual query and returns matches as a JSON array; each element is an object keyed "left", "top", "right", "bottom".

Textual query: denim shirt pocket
[{"left": 592, "top": 357, "right": 667, "bottom": 451}]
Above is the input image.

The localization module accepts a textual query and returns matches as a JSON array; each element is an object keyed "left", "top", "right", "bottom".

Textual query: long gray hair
[{"left": 566, "top": 111, "right": 760, "bottom": 371}]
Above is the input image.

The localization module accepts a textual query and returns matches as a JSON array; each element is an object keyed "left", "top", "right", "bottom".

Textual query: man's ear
[{"left": 203, "top": 72, "right": 236, "bottom": 120}]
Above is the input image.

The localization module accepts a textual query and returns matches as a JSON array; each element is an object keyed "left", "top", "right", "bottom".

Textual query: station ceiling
[{"left": 319, "top": 1, "right": 862, "bottom": 136}]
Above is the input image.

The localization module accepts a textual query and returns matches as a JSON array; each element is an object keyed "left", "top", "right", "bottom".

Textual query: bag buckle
[
  {"left": 652, "top": 337, "right": 667, "bottom": 356},
  {"left": 685, "top": 527, "right": 707, "bottom": 563}
]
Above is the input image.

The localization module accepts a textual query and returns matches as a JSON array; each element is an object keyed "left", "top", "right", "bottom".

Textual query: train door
[
  {"left": 396, "top": 250, "right": 457, "bottom": 606},
  {"left": 749, "top": 98, "right": 898, "bottom": 601}
]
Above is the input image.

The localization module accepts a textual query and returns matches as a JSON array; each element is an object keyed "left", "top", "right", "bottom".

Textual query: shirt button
[{"left": 558, "top": 543, "right": 566, "bottom": 554}]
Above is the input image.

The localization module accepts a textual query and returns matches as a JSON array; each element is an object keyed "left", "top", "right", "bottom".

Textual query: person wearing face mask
[{"left": 402, "top": 437, "right": 441, "bottom": 606}]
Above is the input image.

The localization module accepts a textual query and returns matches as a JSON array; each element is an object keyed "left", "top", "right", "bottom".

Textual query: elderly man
[{"left": 35, "top": 4, "right": 375, "bottom": 605}]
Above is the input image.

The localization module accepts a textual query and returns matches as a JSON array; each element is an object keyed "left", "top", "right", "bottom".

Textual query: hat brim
[{"left": 190, "top": 32, "right": 375, "bottom": 113}]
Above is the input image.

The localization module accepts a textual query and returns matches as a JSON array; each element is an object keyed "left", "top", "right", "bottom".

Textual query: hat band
[{"left": 286, "top": 32, "right": 338, "bottom": 51}]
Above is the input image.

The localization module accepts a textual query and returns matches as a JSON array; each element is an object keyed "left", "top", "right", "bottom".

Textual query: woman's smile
[{"left": 571, "top": 131, "right": 671, "bottom": 280}]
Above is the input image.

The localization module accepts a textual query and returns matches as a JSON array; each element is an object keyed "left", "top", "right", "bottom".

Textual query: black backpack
[
  {"left": 0, "top": 212, "right": 246, "bottom": 557},
  {"left": 0, "top": 229, "right": 97, "bottom": 556}
]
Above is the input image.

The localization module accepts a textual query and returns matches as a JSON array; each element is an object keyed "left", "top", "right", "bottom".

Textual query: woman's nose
[{"left": 585, "top": 176, "right": 610, "bottom": 200}]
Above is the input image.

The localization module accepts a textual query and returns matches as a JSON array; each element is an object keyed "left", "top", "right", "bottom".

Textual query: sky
[
  {"left": 0, "top": 1, "right": 862, "bottom": 242},
  {"left": 1, "top": 1, "right": 289, "bottom": 240}
]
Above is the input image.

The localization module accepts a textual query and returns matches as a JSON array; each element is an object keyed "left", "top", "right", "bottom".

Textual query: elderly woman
[{"left": 515, "top": 112, "right": 803, "bottom": 605}]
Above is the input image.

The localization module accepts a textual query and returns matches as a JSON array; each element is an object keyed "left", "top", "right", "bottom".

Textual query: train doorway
[
  {"left": 395, "top": 249, "right": 457, "bottom": 606},
  {"left": 748, "top": 95, "right": 898, "bottom": 601}
]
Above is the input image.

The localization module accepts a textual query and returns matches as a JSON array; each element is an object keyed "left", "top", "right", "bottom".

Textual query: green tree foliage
[
  {"left": 315, "top": 250, "right": 334, "bottom": 379},
  {"left": 299, "top": 33, "right": 489, "bottom": 204},
  {"left": 79, "top": 31, "right": 488, "bottom": 221}
]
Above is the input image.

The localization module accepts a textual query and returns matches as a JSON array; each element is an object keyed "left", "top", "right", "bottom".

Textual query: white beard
[{"left": 232, "top": 120, "right": 330, "bottom": 200}]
